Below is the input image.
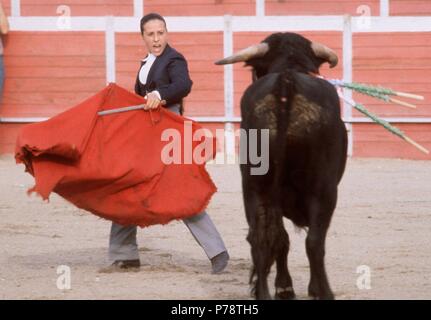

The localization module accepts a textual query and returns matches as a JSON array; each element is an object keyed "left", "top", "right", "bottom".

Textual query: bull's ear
[
  {"left": 215, "top": 43, "right": 269, "bottom": 65},
  {"left": 311, "top": 42, "right": 338, "bottom": 68}
]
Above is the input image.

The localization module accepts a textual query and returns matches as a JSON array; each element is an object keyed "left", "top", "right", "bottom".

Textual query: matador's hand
[{"left": 144, "top": 91, "right": 161, "bottom": 110}]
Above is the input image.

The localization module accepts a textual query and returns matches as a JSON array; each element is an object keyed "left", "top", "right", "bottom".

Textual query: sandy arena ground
[{"left": 0, "top": 154, "right": 430, "bottom": 300}]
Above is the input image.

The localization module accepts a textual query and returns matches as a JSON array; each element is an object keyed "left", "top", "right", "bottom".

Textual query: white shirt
[
  {"left": 139, "top": 53, "right": 156, "bottom": 85},
  {"left": 139, "top": 54, "right": 161, "bottom": 100}
]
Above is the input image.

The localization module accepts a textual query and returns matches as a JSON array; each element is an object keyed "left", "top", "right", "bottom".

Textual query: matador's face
[{"left": 142, "top": 19, "right": 168, "bottom": 57}]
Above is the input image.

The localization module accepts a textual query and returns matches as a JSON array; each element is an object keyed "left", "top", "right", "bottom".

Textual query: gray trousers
[
  {"left": 109, "top": 210, "right": 227, "bottom": 261},
  {"left": 108, "top": 104, "right": 226, "bottom": 262}
]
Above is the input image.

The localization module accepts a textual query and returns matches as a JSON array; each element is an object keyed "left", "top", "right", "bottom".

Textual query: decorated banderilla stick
[
  {"left": 329, "top": 80, "right": 424, "bottom": 109},
  {"left": 340, "top": 95, "right": 429, "bottom": 155}
]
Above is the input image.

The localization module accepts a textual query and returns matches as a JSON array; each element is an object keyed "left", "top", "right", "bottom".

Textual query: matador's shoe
[
  {"left": 98, "top": 259, "right": 141, "bottom": 273},
  {"left": 211, "top": 251, "right": 229, "bottom": 274}
]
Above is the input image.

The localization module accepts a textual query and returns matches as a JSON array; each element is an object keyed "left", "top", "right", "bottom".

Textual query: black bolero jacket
[{"left": 134, "top": 44, "right": 193, "bottom": 111}]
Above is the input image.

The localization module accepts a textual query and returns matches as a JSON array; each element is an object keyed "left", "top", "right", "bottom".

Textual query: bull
[{"left": 215, "top": 32, "right": 348, "bottom": 300}]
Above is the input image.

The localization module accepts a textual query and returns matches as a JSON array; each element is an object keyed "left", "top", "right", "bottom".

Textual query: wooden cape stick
[
  {"left": 98, "top": 100, "right": 167, "bottom": 116},
  {"left": 98, "top": 104, "right": 145, "bottom": 116}
]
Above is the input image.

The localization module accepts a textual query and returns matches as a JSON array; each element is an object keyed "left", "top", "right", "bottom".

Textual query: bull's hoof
[
  {"left": 275, "top": 287, "right": 296, "bottom": 300},
  {"left": 308, "top": 291, "right": 335, "bottom": 300},
  {"left": 253, "top": 291, "right": 272, "bottom": 300}
]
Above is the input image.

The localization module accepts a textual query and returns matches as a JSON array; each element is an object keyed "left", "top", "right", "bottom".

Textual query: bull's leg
[
  {"left": 248, "top": 227, "right": 272, "bottom": 300},
  {"left": 242, "top": 186, "right": 273, "bottom": 300},
  {"left": 274, "top": 228, "right": 296, "bottom": 300},
  {"left": 305, "top": 195, "right": 335, "bottom": 300}
]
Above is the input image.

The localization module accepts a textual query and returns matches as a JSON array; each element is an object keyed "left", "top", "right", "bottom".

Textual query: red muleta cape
[{"left": 15, "top": 83, "right": 217, "bottom": 227}]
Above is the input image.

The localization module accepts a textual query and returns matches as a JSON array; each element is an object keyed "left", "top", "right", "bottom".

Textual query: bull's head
[{"left": 215, "top": 32, "right": 338, "bottom": 80}]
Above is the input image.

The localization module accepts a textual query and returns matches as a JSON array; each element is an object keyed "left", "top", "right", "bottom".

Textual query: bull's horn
[
  {"left": 311, "top": 42, "right": 338, "bottom": 68},
  {"left": 215, "top": 43, "right": 269, "bottom": 65}
]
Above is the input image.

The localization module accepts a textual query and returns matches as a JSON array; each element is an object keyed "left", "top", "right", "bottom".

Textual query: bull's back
[
  {"left": 241, "top": 71, "right": 345, "bottom": 142},
  {"left": 240, "top": 70, "right": 347, "bottom": 186}
]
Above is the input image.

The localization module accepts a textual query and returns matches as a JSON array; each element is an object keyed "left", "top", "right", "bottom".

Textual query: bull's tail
[
  {"left": 273, "top": 69, "right": 296, "bottom": 163},
  {"left": 277, "top": 70, "right": 296, "bottom": 109}
]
